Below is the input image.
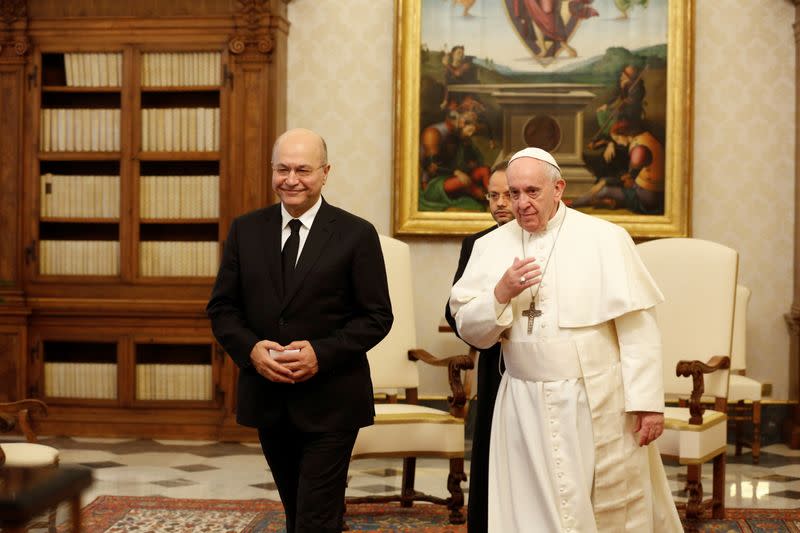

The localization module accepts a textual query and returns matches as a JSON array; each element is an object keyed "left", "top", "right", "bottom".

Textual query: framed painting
[{"left": 393, "top": 0, "right": 692, "bottom": 237}]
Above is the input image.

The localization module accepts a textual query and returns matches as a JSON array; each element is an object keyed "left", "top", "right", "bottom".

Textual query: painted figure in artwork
[
  {"left": 507, "top": 0, "right": 599, "bottom": 59},
  {"left": 595, "top": 64, "right": 646, "bottom": 139},
  {"left": 614, "top": 0, "right": 649, "bottom": 20},
  {"left": 450, "top": 0, "right": 477, "bottom": 17},
  {"left": 440, "top": 45, "right": 478, "bottom": 110},
  {"left": 419, "top": 109, "right": 492, "bottom": 211},
  {"left": 570, "top": 120, "right": 664, "bottom": 214}
]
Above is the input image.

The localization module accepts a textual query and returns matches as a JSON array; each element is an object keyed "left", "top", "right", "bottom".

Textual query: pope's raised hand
[{"left": 494, "top": 256, "right": 541, "bottom": 304}]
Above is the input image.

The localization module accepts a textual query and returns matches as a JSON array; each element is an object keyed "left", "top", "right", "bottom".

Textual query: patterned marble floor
[{"left": 10, "top": 436, "right": 800, "bottom": 531}]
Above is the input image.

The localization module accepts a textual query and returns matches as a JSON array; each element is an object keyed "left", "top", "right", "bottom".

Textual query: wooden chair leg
[
  {"left": 712, "top": 453, "right": 726, "bottom": 519},
  {"left": 752, "top": 401, "right": 762, "bottom": 464},
  {"left": 401, "top": 457, "right": 416, "bottom": 508},
  {"left": 734, "top": 400, "right": 744, "bottom": 456},
  {"left": 684, "top": 464, "right": 703, "bottom": 519},
  {"left": 446, "top": 457, "right": 466, "bottom": 524}
]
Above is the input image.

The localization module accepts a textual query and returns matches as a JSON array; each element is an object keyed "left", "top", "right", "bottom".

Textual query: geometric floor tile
[
  {"left": 79, "top": 461, "right": 126, "bottom": 469},
  {"left": 750, "top": 474, "right": 800, "bottom": 483},
  {"left": 150, "top": 478, "right": 199, "bottom": 488},
  {"left": 761, "top": 489, "right": 800, "bottom": 500},
  {"left": 350, "top": 483, "right": 401, "bottom": 494},
  {"left": 172, "top": 464, "right": 219, "bottom": 472},
  {"left": 359, "top": 467, "right": 402, "bottom": 478}
]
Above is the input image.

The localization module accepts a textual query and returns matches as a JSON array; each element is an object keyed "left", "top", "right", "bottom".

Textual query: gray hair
[{"left": 542, "top": 161, "right": 562, "bottom": 183}]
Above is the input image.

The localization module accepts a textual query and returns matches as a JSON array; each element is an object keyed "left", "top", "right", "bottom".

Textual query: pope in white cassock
[{"left": 449, "top": 148, "right": 683, "bottom": 532}]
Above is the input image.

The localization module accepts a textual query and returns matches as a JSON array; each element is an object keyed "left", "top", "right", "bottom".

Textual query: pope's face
[
  {"left": 272, "top": 131, "right": 329, "bottom": 218},
  {"left": 507, "top": 158, "right": 565, "bottom": 233}
]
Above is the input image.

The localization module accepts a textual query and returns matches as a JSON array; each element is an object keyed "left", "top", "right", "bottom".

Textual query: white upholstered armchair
[
  {"left": 0, "top": 399, "right": 60, "bottom": 532},
  {"left": 637, "top": 237, "right": 738, "bottom": 519},
  {"left": 346, "top": 235, "right": 473, "bottom": 524},
  {"left": 728, "top": 284, "right": 762, "bottom": 462}
]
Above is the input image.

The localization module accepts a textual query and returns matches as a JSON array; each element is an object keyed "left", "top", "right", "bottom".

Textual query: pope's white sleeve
[
  {"left": 614, "top": 307, "right": 665, "bottom": 413},
  {"left": 449, "top": 245, "right": 513, "bottom": 349}
]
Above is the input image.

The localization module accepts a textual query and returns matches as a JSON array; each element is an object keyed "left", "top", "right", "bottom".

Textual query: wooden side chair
[
  {"left": 727, "top": 284, "right": 762, "bottom": 463},
  {"left": 637, "top": 237, "right": 738, "bottom": 520},
  {"left": 0, "top": 399, "right": 61, "bottom": 532},
  {"left": 346, "top": 235, "right": 473, "bottom": 524}
]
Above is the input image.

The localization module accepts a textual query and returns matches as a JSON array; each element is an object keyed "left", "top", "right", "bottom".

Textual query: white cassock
[{"left": 450, "top": 203, "right": 682, "bottom": 533}]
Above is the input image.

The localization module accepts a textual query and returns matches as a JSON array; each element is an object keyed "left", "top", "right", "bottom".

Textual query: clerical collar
[{"left": 521, "top": 201, "right": 566, "bottom": 240}]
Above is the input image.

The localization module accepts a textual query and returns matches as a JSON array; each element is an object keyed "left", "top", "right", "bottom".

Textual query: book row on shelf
[
  {"left": 136, "top": 364, "right": 213, "bottom": 401},
  {"left": 44, "top": 362, "right": 117, "bottom": 399},
  {"left": 40, "top": 240, "right": 120, "bottom": 276},
  {"left": 63, "top": 52, "right": 123, "bottom": 87},
  {"left": 141, "top": 52, "right": 222, "bottom": 87},
  {"left": 60, "top": 51, "right": 222, "bottom": 88},
  {"left": 40, "top": 108, "right": 121, "bottom": 152},
  {"left": 139, "top": 241, "right": 218, "bottom": 277},
  {"left": 141, "top": 107, "right": 220, "bottom": 152},
  {"left": 42, "top": 362, "right": 214, "bottom": 401},
  {"left": 38, "top": 241, "right": 219, "bottom": 277},
  {"left": 140, "top": 175, "right": 219, "bottom": 219},
  {"left": 40, "top": 174, "right": 120, "bottom": 218}
]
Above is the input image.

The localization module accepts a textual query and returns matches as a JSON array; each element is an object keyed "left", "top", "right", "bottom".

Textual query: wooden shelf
[
  {"left": 42, "top": 86, "right": 121, "bottom": 93},
  {"left": 138, "top": 151, "right": 220, "bottom": 161},
  {"left": 140, "top": 218, "right": 218, "bottom": 224},
  {"left": 141, "top": 85, "right": 221, "bottom": 92},
  {"left": 39, "top": 152, "right": 121, "bottom": 161},
  {"left": 40, "top": 217, "right": 119, "bottom": 223}
]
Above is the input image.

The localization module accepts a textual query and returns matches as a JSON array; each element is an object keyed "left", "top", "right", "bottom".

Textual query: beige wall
[{"left": 287, "top": 1, "right": 796, "bottom": 398}]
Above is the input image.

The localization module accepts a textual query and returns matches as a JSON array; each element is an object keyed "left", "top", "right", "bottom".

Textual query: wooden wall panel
[
  {"left": 27, "top": 0, "right": 287, "bottom": 19},
  {"left": 0, "top": 65, "right": 24, "bottom": 294}
]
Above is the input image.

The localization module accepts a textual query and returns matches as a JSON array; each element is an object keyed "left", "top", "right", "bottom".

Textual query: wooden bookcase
[{"left": 0, "top": 0, "right": 288, "bottom": 440}]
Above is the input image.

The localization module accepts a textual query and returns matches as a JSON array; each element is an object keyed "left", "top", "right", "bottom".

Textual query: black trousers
[
  {"left": 258, "top": 420, "right": 358, "bottom": 533},
  {"left": 467, "top": 344, "right": 503, "bottom": 533}
]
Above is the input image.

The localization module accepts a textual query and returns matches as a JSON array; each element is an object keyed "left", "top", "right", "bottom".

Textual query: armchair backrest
[
  {"left": 730, "top": 284, "right": 751, "bottom": 372},
  {"left": 636, "top": 238, "right": 738, "bottom": 399},
  {"left": 366, "top": 235, "right": 419, "bottom": 390}
]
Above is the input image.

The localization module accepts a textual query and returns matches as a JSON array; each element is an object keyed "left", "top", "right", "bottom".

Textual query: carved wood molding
[
  {"left": 0, "top": 0, "right": 28, "bottom": 57},
  {"left": 229, "top": 0, "right": 276, "bottom": 58},
  {"left": 0, "top": 0, "right": 25, "bottom": 27}
]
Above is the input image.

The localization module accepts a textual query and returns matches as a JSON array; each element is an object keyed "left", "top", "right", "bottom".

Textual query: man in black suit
[
  {"left": 444, "top": 160, "right": 512, "bottom": 533},
  {"left": 207, "top": 128, "right": 393, "bottom": 533}
]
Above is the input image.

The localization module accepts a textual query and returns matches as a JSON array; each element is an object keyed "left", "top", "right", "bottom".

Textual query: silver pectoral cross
[{"left": 522, "top": 300, "right": 542, "bottom": 334}]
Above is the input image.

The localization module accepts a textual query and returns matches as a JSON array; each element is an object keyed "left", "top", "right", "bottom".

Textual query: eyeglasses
[
  {"left": 485, "top": 192, "right": 512, "bottom": 202},
  {"left": 272, "top": 164, "right": 326, "bottom": 178},
  {"left": 509, "top": 189, "right": 542, "bottom": 201}
]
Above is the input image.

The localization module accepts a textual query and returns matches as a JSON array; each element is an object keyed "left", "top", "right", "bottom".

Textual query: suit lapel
[
  {"left": 261, "top": 207, "right": 284, "bottom": 302},
  {"left": 281, "top": 200, "right": 335, "bottom": 310}
]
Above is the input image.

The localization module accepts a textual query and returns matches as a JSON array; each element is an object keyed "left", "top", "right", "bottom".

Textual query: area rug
[
  {"left": 682, "top": 508, "right": 800, "bottom": 532},
  {"left": 59, "top": 496, "right": 800, "bottom": 532},
  {"left": 57, "top": 495, "right": 467, "bottom": 532}
]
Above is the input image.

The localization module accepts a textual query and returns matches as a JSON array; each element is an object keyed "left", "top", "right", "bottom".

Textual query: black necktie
[{"left": 282, "top": 219, "right": 302, "bottom": 293}]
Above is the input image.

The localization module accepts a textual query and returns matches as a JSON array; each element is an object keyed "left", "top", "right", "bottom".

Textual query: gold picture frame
[{"left": 393, "top": 0, "right": 692, "bottom": 237}]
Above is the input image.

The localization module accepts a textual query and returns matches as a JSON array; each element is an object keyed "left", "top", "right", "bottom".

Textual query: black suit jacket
[{"left": 207, "top": 199, "right": 393, "bottom": 432}]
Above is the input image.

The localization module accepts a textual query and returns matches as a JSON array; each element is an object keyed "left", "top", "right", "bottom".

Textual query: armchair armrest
[
  {"left": 408, "top": 349, "right": 474, "bottom": 418},
  {"left": 675, "top": 356, "right": 730, "bottom": 425},
  {"left": 0, "top": 399, "right": 49, "bottom": 443}
]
